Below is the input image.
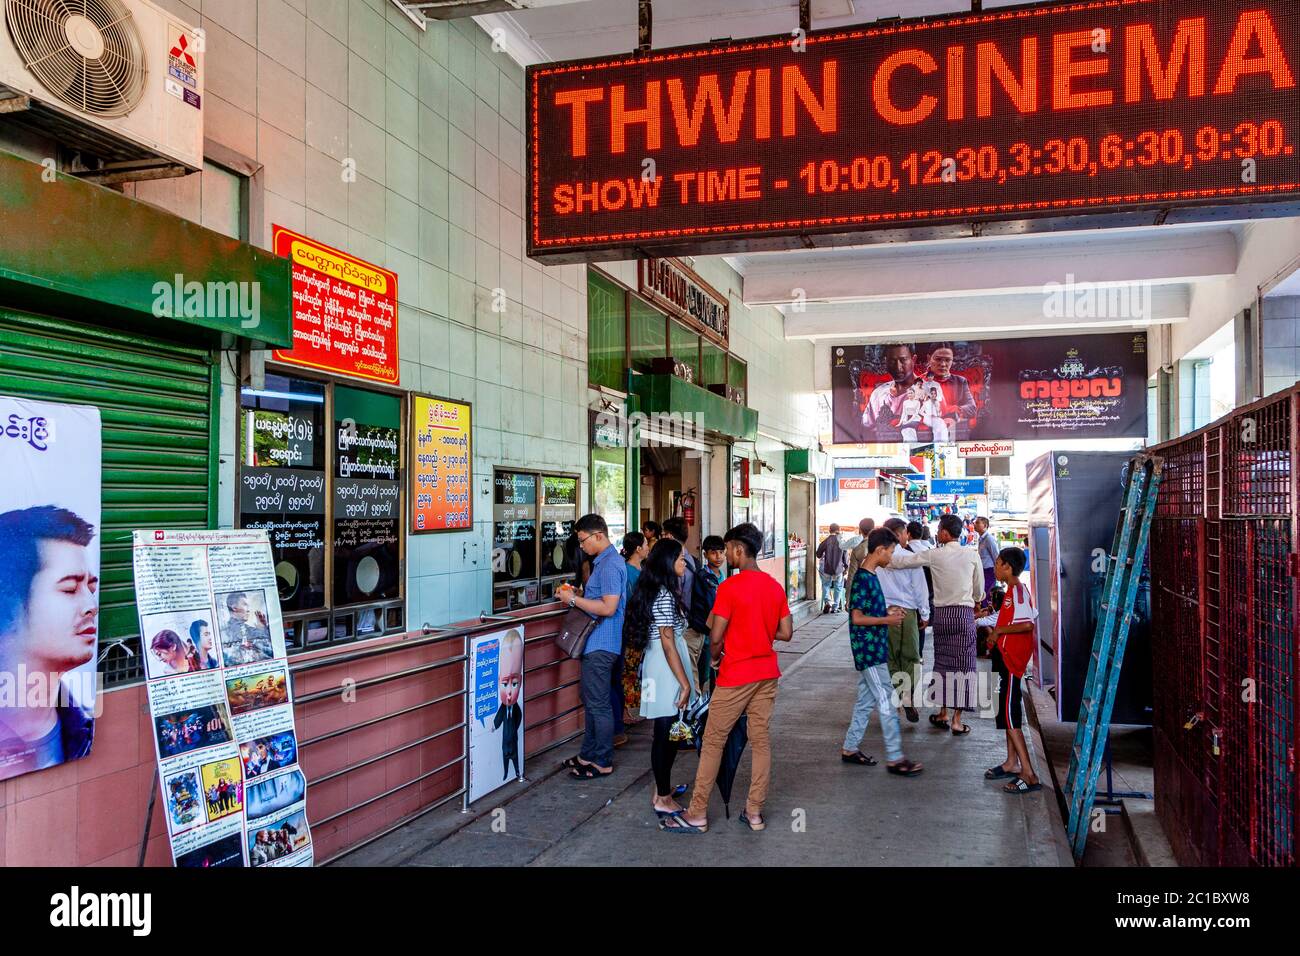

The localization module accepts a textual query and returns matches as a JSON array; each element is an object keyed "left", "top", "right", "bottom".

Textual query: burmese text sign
[
  {"left": 410, "top": 395, "right": 473, "bottom": 533},
  {"left": 272, "top": 226, "right": 399, "bottom": 385}
]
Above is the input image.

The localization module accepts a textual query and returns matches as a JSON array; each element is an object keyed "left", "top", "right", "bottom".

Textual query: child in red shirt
[{"left": 985, "top": 546, "right": 1042, "bottom": 794}]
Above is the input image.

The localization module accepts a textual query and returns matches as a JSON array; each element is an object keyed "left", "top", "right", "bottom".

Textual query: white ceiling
[
  {"left": 490, "top": 0, "right": 1030, "bottom": 63},
  {"left": 484, "top": 0, "right": 1288, "bottom": 351}
]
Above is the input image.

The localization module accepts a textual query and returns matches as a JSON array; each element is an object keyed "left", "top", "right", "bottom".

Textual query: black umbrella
[{"left": 713, "top": 714, "right": 749, "bottom": 818}]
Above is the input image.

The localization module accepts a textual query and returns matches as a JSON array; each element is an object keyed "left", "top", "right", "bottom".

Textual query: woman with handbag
[{"left": 625, "top": 538, "right": 697, "bottom": 822}]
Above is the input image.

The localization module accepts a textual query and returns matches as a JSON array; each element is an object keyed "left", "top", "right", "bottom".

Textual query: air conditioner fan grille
[{"left": 5, "top": 0, "right": 146, "bottom": 116}]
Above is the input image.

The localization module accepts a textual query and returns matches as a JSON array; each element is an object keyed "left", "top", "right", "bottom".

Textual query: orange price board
[
  {"left": 410, "top": 394, "right": 473, "bottom": 533},
  {"left": 271, "top": 225, "right": 399, "bottom": 384}
]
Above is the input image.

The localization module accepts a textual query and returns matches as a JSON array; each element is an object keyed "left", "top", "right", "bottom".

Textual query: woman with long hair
[
  {"left": 619, "top": 532, "right": 650, "bottom": 722},
  {"left": 626, "top": 538, "right": 697, "bottom": 823}
]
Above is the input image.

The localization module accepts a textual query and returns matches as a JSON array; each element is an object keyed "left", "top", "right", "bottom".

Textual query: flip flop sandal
[
  {"left": 841, "top": 751, "right": 878, "bottom": 766},
  {"left": 739, "top": 812, "right": 766, "bottom": 831},
  {"left": 659, "top": 811, "right": 706, "bottom": 834},
  {"left": 928, "top": 715, "right": 949, "bottom": 729},
  {"left": 569, "top": 763, "right": 610, "bottom": 779},
  {"left": 984, "top": 765, "right": 1018, "bottom": 780},
  {"left": 886, "top": 759, "right": 924, "bottom": 776},
  {"left": 1004, "top": 777, "right": 1043, "bottom": 794},
  {"left": 950, "top": 724, "right": 972, "bottom": 736}
]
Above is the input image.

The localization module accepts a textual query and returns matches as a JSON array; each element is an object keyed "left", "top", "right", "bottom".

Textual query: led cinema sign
[{"left": 528, "top": 0, "right": 1300, "bottom": 262}]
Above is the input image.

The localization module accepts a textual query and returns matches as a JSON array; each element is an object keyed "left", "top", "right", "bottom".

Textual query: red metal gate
[{"left": 1150, "top": 385, "right": 1298, "bottom": 867}]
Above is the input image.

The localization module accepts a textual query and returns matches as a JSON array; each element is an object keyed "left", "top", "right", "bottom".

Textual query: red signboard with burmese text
[
  {"left": 528, "top": 0, "right": 1300, "bottom": 261},
  {"left": 272, "top": 226, "right": 399, "bottom": 385}
]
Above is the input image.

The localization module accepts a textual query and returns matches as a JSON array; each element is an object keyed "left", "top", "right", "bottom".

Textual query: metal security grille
[
  {"left": 0, "top": 307, "right": 216, "bottom": 687},
  {"left": 1149, "top": 385, "right": 1298, "bottom": 867}
]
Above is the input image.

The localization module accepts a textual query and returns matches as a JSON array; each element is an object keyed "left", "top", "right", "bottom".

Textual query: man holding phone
[{"left": 557, "top": 514, "right": 626, "bottom": 779}]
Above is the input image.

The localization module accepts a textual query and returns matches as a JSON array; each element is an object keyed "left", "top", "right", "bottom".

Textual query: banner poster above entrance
[
  {"left": 271, "top": 226, "right": 399, "bottom": 385},
  {"left": 528, "top": 0, "right": 1300, "bottom": 261},
  {"left": 831, "top": 332, "right": 1147, "bottom": 444}
]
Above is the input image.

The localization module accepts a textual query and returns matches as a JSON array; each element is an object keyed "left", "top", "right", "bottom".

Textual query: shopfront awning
[
  {"left": 785, "top": 448, "right": 833, "bottom": 479},
  {"left": 630, "top": 373, "right": 758, "bottom": 442},
  {"left": 0, "top": 149, "right": 291, "bottom": 348}
]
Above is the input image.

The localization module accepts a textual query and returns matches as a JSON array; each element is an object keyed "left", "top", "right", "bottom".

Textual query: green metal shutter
[{"left": 0, "top": 307, "right": 218, "bottom": 686}]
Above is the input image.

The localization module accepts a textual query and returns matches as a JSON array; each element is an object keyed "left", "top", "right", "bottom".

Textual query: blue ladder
[{"left": 1063, "top": 453, "right": 1162, "bottom": 860}]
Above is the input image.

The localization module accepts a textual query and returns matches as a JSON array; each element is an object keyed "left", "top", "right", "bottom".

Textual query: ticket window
[
  {"left": 238, "top": 372, "right": 406, "bottom": 651},
  {"left": 492, "top": 469, "right": 581, "bottom": 611}
]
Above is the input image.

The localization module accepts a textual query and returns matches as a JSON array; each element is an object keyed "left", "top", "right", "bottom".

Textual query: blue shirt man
[
  {"left": 582, "top": 542, "right": 626, "bottom": 655},
  {"left": 557, "top": 513, "right": 626, "bottom": 775}
]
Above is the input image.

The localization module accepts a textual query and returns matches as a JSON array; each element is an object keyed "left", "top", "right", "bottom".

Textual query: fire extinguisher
[{"left": 679, "top": 488, "right": 697, "bottom": 526}]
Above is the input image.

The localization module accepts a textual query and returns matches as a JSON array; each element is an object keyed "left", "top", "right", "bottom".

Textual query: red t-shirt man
[
  {"left": 711, "top": 569, "right": 790, "bottom": 687},
  {"left": 677, "top": 525, "right": 794, "bottom": 831}
]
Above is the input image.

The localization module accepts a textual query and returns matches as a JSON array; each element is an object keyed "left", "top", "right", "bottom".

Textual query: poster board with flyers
[{"left": 133, "top": 529, "right": 312, "bottom": 867}]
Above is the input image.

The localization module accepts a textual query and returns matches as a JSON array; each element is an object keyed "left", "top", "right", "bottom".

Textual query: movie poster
[
  {"left": 0, "top": 397, "right": 101, "bottom": 783},
  {"left": 830, "top": 333, "right": 1147, "bottom": 444},
  {"left": 133, "top": 529, "right": 313, "bottom": 867},
  {"left": 467, "top": 628, "right": 525, "bottom": 803}
]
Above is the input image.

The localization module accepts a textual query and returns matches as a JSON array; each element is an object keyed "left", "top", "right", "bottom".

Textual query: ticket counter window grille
[
  {"left": 238, "top": 373, "right": 405, "bottom": 651},
  {"left": 493, "top": 468, "right": 581, "bottom": 612}
]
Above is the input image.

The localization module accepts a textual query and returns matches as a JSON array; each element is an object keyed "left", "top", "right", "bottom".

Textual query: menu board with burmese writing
[
  {"left": 410, "top": 394, "right": 473, "bottom": 533},
  {"left": 333, "top": 386, "right": 401, "bottom": 606}
]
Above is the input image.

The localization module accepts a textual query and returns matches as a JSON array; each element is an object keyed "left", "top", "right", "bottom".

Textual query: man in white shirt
[
  {"left": 975, "top": 516, "right": 999, "bottom": 598},
  {"left": 888, "top": 513, "right": 984, "bottom": 734},
  {"left": 905, "top": 520, "right": 935, "bottom": 651},
  {"left": 878, "top": 519, "right": 928, "bottom": 722}
]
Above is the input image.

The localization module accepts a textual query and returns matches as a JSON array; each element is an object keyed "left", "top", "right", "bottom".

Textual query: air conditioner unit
[{"left": 0, "top": 0, "right": 203, "bottom": 174}]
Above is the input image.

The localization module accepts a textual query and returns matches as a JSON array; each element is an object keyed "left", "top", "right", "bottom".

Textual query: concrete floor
[{"left": 339, "top": 614, "right": 1073, "bottom": 867}]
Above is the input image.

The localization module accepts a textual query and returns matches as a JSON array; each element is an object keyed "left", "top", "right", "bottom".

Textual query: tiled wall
[
  {"left": 1261, "top": 296, "right": 1300, "bottom": 399},
  {"left": 593, "top": 258, "right": 819, "bottom": 571},
  {"left": 128, "top": 0, "right": 589, "bottom": 626}
]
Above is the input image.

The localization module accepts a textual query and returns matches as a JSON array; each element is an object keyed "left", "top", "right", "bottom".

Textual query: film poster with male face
[
  {"left": 0, "top": 396, "right": 101, "bottom": 784},
  {"left": 468, "top": 628, "right": 525, "bottom": 803},
  {"left": 132, "top": 529, "right": 312, "bottom": 867},
  {"left": 830, "top": 333, "right": 1148, "bottom": 445}
]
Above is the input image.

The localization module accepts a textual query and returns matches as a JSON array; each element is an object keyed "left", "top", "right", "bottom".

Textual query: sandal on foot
[
  {"left": 984, "top": 764, "right": 1018, "bottom": 780},
  {"left": 904, "top": 706, "right": 920, "bottom": 723},
  {"left": 659, "top": 812, "right": 706, "bottom": 834},
  {"left": 840, "top": 750, "right": 877, "bottom": 766},
  {"left": 1004, "top": 777, "right": 1042, "bottom": 794},
  {"left": 950, "top": 724, "right": 972, "bottom": 736},
  {"left": 886, "top": 759, "right": 924, "bottom": 776},
  {"left": 739, "top": 812, "right": 766, "bottom": 831},
  {"left": 569, "top": 763, "right": 610, "bottom": 779},
  {"left": 928, "top": 714, "right": 949, "bottom": 729},
  {"left": 561, "top": 755, "right": 584, "bottom": 769}
]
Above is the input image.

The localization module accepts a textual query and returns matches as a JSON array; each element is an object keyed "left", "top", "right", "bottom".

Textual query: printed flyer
[{"left": 133, "top": 529, "right": 312, "bottom": 867}]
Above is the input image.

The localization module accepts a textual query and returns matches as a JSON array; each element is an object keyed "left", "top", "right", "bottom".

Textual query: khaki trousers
[
  {"left": 687, "top": 677, "right": 779, "bottom": 819},
  {"left": 684, "top": 628, "right": 706, "bottom": 675}
]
